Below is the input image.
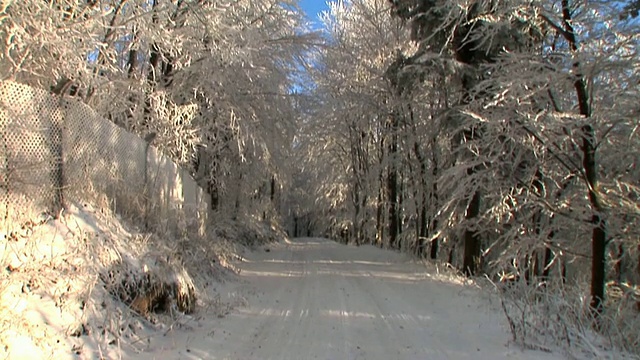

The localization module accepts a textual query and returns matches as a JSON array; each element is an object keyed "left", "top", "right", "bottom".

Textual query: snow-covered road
[{"left": 137, "top": 238, "right": 562, "bottom": 360}]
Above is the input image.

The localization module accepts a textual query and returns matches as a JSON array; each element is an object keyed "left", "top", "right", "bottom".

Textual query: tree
[
  {"left": 386, "top": 0, "right": 640, "bottom": 320},
  {"left": 1, "top": 0, "right": 312, "bottom": 225},
  {"left": 297, "top": 0, "right": 418, "bottom": 246}
]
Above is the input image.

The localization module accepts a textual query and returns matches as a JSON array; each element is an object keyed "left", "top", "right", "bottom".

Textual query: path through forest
[{"left": 134, "top": 238, "right": 563, "bottom": 360}]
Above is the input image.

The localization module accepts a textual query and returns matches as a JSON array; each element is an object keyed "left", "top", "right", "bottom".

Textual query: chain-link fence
[{"left": 0, "top": 80, "right": 209, "bottom": 234}]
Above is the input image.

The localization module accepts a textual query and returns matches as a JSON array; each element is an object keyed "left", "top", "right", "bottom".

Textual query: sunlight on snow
[{"left": 236, "top": 307, "right": 432, "bottom": 322}]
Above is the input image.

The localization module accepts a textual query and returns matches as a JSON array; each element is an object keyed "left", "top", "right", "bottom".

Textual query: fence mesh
[{"left": 0, "top": 80, "right": 208, "bottom": 233}]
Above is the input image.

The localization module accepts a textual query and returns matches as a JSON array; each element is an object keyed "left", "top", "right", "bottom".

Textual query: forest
[{"left": 1, "top": 0, "right": 639, "bottom": 355}]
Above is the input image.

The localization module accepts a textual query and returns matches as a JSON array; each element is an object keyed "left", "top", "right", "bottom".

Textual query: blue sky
[{"left": 298, "top": 0, "right": 330, "bottom": 28}]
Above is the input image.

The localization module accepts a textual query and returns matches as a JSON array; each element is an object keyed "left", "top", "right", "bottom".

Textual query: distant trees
[{"left": 296, "top": 0, "right": 413, "bottom": 245}]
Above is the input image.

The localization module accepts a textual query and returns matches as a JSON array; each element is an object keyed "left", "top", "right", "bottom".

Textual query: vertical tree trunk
[
  {"left": 388, "top": 163, "right": 399, "bottom": 248},
  {"left": 349, "top": 124, "right": 365, "bottom": 245},
  {"left": 429, "top": 139, "right": 440, "bottom": 260},
  {"left": 418, "top": 201, "right": 427, "bottom": 257},
  {"left": 376, "top": 186, "right": 384, "bottom": 247},
  {"left": 411, "top": 120, "right": 429, "bottom": 257},
  {"left": 637, "top": 243, "right": 640, "bottom": 311},
  {"left": 143, "top": 0, "right": 161, "bottom": 129},
  {"left": 448, "top": 244, "right": 455, "bottom": 267},
  {"left": 462, "top": 189, "right": 481, "bottom": 276},
  {"left": 524, "top": 254, "right": 531, "bottom": 285},
  {"left": 453, "top": 2, "right": 487, "bottom": 276},
  {"left": 560, "top": 0, "right": 607, "bottom": 317},
  {"left": 429, "top": 216, "right": 438, "bottom": 259},
  {"left": 614, "top": 243, "right": 624, "bottom": 283},
  {"left": 542, "top": 246, "right": 553, "bottom": 281},
  {"left": 353, "top": 186, "right": 361, "bottom": 245},
  {"left": 387, "top": 115, "right": 399, "bottom": 249},
  {"left": 375, "top": 132, "right": 385, "bottom": 247},
  {"left": 586, "top": 135, "right": 606, "bottom": 316},
  {"left": 270, "top": 175, "right": 276, "bottom": 203},
  {"left": 127, "top": 30, "right": 139, "bottom": 78},
  {"left": 360, "top": 192, "right": 368, "bottom": 245}
]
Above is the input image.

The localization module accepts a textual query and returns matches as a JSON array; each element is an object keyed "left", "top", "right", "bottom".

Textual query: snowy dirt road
[{"left": 135, "top": 238, "right": 562, "bottom": 360}]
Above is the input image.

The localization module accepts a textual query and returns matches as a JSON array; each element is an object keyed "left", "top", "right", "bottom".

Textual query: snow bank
[{"left": 0, "top": 202, "right": 240, "bottom": 359}]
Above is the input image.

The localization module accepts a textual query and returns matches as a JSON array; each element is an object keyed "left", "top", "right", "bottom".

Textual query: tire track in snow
[{"left": 133, "top": 238, "right": 567, "bottom": 360}]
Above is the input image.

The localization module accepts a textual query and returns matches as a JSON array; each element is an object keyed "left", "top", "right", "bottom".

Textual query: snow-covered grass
[
  {"left": 493, "top": 278, "right": 640, "bottom": 359},
  {"left": 396, "top": 246, "right": 640, "bottom": 359},
  {"left": 0, "top": 201, "right": 247, "bottom": 359}
]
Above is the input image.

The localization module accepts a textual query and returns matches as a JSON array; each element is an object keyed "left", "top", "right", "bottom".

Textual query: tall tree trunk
[
  {"left": 270, "top": 175, "right": 276, "bottom": 202},
  {"left": 387, "top": 114, "right": 400, "bottom": 249},
  {"left": 356, "top": 186, "right": 363, "bottom": 244},
  {"left": 453, "top": 3, "right": 489, "bottom": 276},
  {"left": 376, "top": 185, "right": 384, "bottom": 247},
  {"left": 143, "top": 0, "right": 161, "bottom": 129},
  {"left": 388, "top": 145, "right": 399, "bottom": 248},
  {"left": 127, "top": 29, "right": 139, "bottom": 78},
  {"left": 462, "top": 188, "right": 481, "bottom": 276},
  {"left": 637, "top": 243, "right": 640, "bottom": 311},
  {"left": 542, "top": 246, "right": 553, "bottom": 281},
  {"left": 350, "top": 125, "right": 365, "bottom": 245},
  {"left": 614, "top": 243, "right": 624, "bottom": 283},
  {"left": 561, "top": 0, "right": 606, "bottom": 317},
  {"left": 376, "top": 131, "right": 386, "bottom": 248},
  {"left": 418, "top": 201, "right": 427, "bottom": 257},
  {"left": 429, "top": 137, "right": 440, "bottom": 260},
  {"left": 410, "top": 105, "right": 429, "bottom": 257},
  {"left": 448, "top": 244, "right": 455, "bottom": 267},
  {"left": 398, "top": 171, "right": 404, "bottom": 238}
]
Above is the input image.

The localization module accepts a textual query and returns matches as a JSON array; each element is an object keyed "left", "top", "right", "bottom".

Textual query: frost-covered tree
[
  {"left": 299, "top": 0, "right": 639, "bottom": 336},
  {"left": 297, "top": 0, "right": 420, "bottom": 246},
  {"left": 388, "top": 0, "right": 640, "bottom": 324},
  {"left": 0, "top": 0, "right": 313, "bottom": 224}
]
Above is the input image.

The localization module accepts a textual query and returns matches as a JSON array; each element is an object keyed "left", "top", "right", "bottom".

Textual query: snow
[
  {"left": 1, "top": 203, "right": 126, "bottom": 360},
  {"left": 126, "top": 237, "right": 564, "bottom": 360},
  {"left": 2, "top": 202, "right": 225, "bottom": 360},
  {"left": 1, "top": 202, "right": 568, "bottom": 360}
]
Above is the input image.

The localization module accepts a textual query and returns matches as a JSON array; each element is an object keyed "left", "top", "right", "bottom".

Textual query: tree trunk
[
  {"left": 542, "top": 241, "right": 554, "bottom": 283},
  {"left": 411, "top": 122, "right": 429, "bottom": 257},
  {"left": 429, "top": 217, "right": 439, "bottom": 260},
  {"left": 127, "top": 30, "right": 139, "bottom": 78},
  {"left": 448, "top": 244, "right": 455, "bottom": 267},
  {"left": 388, "top": 165, "right": 399, "bottom": 249},
  {"left": 637, "top": 243, "right": 640, "bottom": 311},
  {"left": 387, "top": 127, "right": 399, "bottom": 249},
  {"left": 376, "top": 134, "right": 385, "bottom": 247},
  {"left": 614, "top": 243, "right": 624, "bottom": 283},
  {"left": 462, "top": 189, "right": 481, "bottom": 276},
  {"left": 270, "top": 175, "right": 276, "bottom": 202},
  {"left": 453, "top": 2, "right": 487, "bottom": 276},
  {"left": 560, "top": 0, "right": 606, "bottom": 317},
  {"left": 429, "top": 138, "right": 440, "bottom": 260},
  {"left": 418, "top": 202, "right": 427, "bottom": 257},
  {"left": 376, "top": 186, "right": 384, "bottom": 247}
]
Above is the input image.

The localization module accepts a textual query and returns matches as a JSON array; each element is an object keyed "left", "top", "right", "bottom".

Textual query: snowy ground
[{"left": 130, "top": 237, "right": 565, "bottom": 360}]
